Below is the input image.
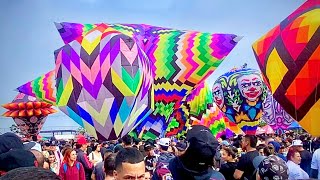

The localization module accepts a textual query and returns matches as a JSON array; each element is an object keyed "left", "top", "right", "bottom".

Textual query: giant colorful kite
[
  {"left": 55, "top": 24, "right": 154, "bottom": 140},
  {"left": 16, "top": 22, "right": 239, "bottom": 139},
  {"left": 2, "top": 93, "right": 57, "bottom": 138},
  {"left": 252, "top": 0, "right": 320, "bottom": 136},
  {"left": 212, "top": 67, "right": 268, "bottom": 135},
  {"left": 166, "top": 82, "right": 227, "bottom": 137},
  {"left": 16, "top": 70, "right": 56, "bottom": 105}
]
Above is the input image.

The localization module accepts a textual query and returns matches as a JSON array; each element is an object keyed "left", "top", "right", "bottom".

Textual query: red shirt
[{"left": 59, "top": 161, "right": 85, "bottom": 180}]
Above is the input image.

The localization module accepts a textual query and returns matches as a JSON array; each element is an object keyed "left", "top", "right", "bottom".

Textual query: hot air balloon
[
  {"left": 55, "top": 24, "right": 154, "bottom": 140},
  {"left": 17, "top": 22, "right": 240, "bottom": 139},
  {"left": 16, "top": 70, "right": 56, "bottom": 105},
  {"left": 252, "top": 0, "right": 320, "bottom": 136},
  {"left": 166, "top": 82, "right": 227, "bottom": 137},
  {"left": 2, "top": 93, "right": 57, "bottom": 138},
  {"left": 212, "top": 67, "right": 268, "bottom": 135},
  {"left": 262, "top": 91, "right": 295, "bottom": 134}
]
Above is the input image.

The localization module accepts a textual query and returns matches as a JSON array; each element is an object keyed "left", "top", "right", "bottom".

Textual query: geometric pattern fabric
[{"left": 252, "top": 0, "right": 320, "bottom": 136}]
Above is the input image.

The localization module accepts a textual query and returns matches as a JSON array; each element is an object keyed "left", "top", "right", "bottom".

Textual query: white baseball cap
[
  {"left": 292, "top": 139, "right": 303, "bottom": 146},
  {"left": 158, "top": 138, "right": 171, "bottom": 147}
]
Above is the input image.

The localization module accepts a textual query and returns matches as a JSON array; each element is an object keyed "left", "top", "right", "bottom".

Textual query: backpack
[
  {"left": 63, "top": 162, "right": 80, "bottom": 173},
  {"left": 153, "top": 154, "right": 174, "bottom": 180}
]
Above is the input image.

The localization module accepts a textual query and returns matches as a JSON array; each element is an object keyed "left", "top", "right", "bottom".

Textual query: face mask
[{"left": 282, "top": 152, "right": 288, "bottom": 157}]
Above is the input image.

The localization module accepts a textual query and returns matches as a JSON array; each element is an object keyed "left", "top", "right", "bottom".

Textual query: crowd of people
[{"left": 0, "top": 126, "right": 320, "bottom": 180}]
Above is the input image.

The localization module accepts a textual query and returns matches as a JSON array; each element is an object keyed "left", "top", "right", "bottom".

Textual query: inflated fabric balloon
[
  {"left": 2, "top": 93, "right": 57, "bottom": 137},
  {"left": 16, "top": 70, "right": 56, "bottom": 105},
  {"left": 262, "top": 91, "right": 295, "bottom": 134},
  {"left": 18, "top": 22, "right": 239, "bottom": 139},
  {"left": 55, "top": 24, "right": 154, "bottom": 140},
  {"left": 252, "top": 0, "right": 320, "bottom": 136},
  {"left": 212, "top": 68, "right": 268, "bottom": 135}
]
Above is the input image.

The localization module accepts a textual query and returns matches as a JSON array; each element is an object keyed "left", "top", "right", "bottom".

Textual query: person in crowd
[
  {"left": 0, "top": 167, "right": 60, "bottom": 180},
  {"left": 30, "top": 149, "right": 45, "bottom": 169},
  {"left": 133, "top": 137, "right": 142, "bottom": 149},
  {"left": 169, "top": 125, "right": 225, "bottom": 180},
  {"left": 286, "top": 147, "right": 309, "bottom": 180},
  {"left": 103, "top": 153, "right": 116, "bottom": 180},
  {"left": 0, "top": 132, "right": 33, "bottom": 154},
  {"left": 91, "top": 152, "right": 114, "bottom": 180},
  {"left": 219, "top": 146, "right": 238, "bottom": 180},
  {"left": 144, "top": 171, "right": 151, "bottom": 180},
  {"left": 88, "top": 143, "right": 103, "bottom": 166},
  {"left": 311, "top": 144, "right": 320, "bottom": 179},
  {"left": 48, "top": 150, "right": 59, "bottom": 175},
  {"left": 59, "top": 148, "right": 85, "bottom": 180},
  {"left": 256, "top": 144, "right": 267, "bottom": 156},
  {"left": 49, "top": 140, "right": 63, "bottom": 173},
  {"left": 113, "top": 147, "right": 146, "bottom": 180},
  {"left": 152, "top": 138, "right": 175, "bottom": 180},
  {"left": 122, "top": 135, "right": 133, "bottom": 148},
  {"left": 291, "top": 139, "right": 312, "bottom": 176},
  {"left": 100, "top": 141, "right": 108, "bottom": 157},
  {"left": 0, "top": 149, "right": 37, "bottom": 176},
  {"left": 234, "top": 135, "right": 259, "bottom": 180},
  {"left": 144, "top": 143, "right": 157, "bottom": 175},
  {"left": 268, "top": 141, "right": 287, "bottom": 161},
  {"left": 175, "top": 141, "right": 188, "bottom": 157},
  {"left": 76, "top": 137, "right": 93, "bottom": 180},
  {"left": 114, "top": 138, "right": 124, "bottom": 153},
  {"left": 253, "top": 155, "right": 289, "bottom": 179}
]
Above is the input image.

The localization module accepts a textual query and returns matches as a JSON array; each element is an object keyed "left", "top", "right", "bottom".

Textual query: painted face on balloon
[
  {"left": 237, "top": 74, "right": 263, "bottom": 102},
  {"left": 212, "top": 83, "right": 224, "bottom": 109}
]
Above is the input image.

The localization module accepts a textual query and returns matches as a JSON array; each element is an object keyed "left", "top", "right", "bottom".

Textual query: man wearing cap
[
  {"left": 292, "top": 139, "right": 312, "bottom": 176},
  {"left": 168, "top": 125, "right": 225, "bottom": 180},
  {"left": 175, "top": 141, "right": 188, "bottom": 157},
  {"left": 144, "top": 143, "right": 157, "bottom": 175},
  {"left": 253, "top": 155, "right": 289, "bottom": 179},
  {"left": 152, "top": 138, "right": 175, "bottom": 180},
  {"left": 76, "top": 136, "right": 93, "bottom": 180},
  {"left": 0, "top": 149, "right": 38, "bottom": 176}
]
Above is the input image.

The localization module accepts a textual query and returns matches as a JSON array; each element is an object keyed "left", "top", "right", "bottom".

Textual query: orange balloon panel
[{"left": 252, "top": 0, "right": 320, "bottom": 136}]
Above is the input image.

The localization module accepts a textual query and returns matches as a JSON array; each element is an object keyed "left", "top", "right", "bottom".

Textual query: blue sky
[{"left": 0, "top": 0, "right": 305, "bottom": 133}]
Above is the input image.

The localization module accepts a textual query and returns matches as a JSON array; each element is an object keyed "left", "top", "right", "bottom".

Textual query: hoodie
[{"left": 169, "top": 156, "right": 225, "bottom": 180}]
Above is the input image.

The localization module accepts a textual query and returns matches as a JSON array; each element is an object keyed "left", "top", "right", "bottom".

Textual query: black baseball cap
[
  {"left": 0, "top": 133, "right": 35, "bottom": 154},
  {"left": 186, "top": 125, "right": 219, "bottom": 166},
  {"left": 0, "top": 149, "right": 36, "bottom": 172},
  {"left": 144, "top": 143, "right": 155, "bottom": 151}
]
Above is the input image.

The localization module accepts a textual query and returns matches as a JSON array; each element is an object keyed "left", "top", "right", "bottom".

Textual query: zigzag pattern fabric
[
  {"left": 252, "top": 0, "right": 320, "bottom": 136},
  {"left": 16, "top": 71, "right": 56, "bottom": 105},
  {"left": 166, "top": 82, "right": 227, "bottom": 137},
  {"left": 17, "top": 22, "right": 239, "bottom": 139},
  {"left": 108, "top": 24, "right": 240, "bottom": 137},
  {"left": 55, "top": 24, "right": 154, "bottom": 140}
]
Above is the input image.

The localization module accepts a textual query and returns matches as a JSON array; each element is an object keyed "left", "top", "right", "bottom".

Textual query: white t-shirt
[
  {"left": 89, "top": 152, "right": 103, "bottom": 165},
  {"left": 287, "top": 160, "right": 309, "bottom": 180},
  {"left": 311, "top": 148, "right": 320, "bottom": 178}
]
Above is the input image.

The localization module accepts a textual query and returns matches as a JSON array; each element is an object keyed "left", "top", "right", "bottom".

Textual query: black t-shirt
[
  {"left": 145, "top": 155, "right": 157, "bottom": 173},
  {"left": 236, "top": 150, "right": 259, "bottom": 180},
  {"left": 220, "top": 161, "right": 237, "bottom": 180}
]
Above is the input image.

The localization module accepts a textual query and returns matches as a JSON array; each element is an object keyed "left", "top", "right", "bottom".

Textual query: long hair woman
[
  {"left": 59, "top": 148, "right": 85, "bottom": 180},
  {"left": 48, "top": 150, "right": 59, "bottom": 175},
  {"left": 88, "top": 143, "right": 103, "bottom": 166}
]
